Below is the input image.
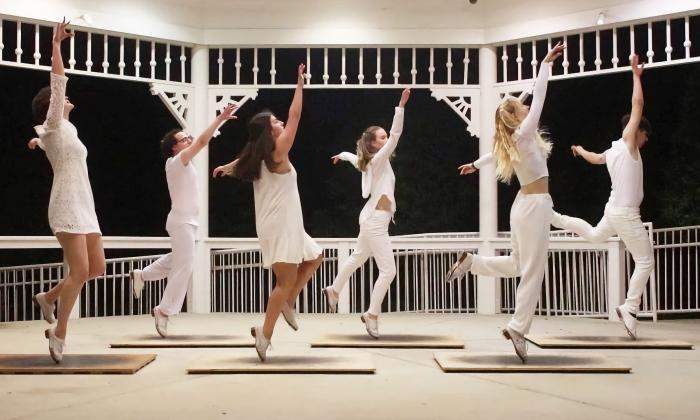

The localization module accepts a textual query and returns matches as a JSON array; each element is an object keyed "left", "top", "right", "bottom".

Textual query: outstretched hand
[
  {"left": 399, "top": 88, "right": 411, "bottom": 107},
  {"left": 217, "top": 103, "right": 239, "bottom": 122},
  {"left": 298, "top": 63, "right": 306, "bottom": 83},
  {"left": 330, "top": 154, "right": 342, "bottom": 165},
  {"left": 212, "top": 166, "right": 228, "bottom": 178},
  {"left": 27, "top": 138, "right": 41, "bottom": 150},
  {"left": 458, "top": 163, "right": 477, "bottom": 175},
  {"left": 630, "top": 54, "right": 644, "bottom": 77},
  {"left": 571, "top": 145, "right": 580, "bottom": 157},
  {"left": 53, "top": 17, "right": 73, "bottom": 44},
  {"left": 544, "top": 41, "right": 566, "bottom": 63}
]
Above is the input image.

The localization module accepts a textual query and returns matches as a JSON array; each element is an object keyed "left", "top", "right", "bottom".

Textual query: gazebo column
[
  {"left": 188, "top": 44, "right": 212, "bottom": 314},
  {"left": 476, "top": 46, "right": 500, "bottom": 315}
]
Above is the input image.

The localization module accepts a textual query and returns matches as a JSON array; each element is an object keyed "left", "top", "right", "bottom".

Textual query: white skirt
[{"left": 259, "top": 231, "right": 322, "bottom": 269}]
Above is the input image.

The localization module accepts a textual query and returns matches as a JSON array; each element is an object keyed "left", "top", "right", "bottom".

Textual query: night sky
[{"left": 2, "top": 55, "right": 700, "bottom": 266}]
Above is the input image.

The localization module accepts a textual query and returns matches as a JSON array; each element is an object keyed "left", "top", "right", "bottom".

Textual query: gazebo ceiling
[{"left": 1, "top": 0, "right": 699, "bottom": 44}]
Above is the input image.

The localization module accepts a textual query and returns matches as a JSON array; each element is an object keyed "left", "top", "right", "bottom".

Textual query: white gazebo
[{"left": 1, "top": 0, "right": 699, "bottom": 323}]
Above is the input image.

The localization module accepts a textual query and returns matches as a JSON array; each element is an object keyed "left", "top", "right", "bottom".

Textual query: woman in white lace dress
[{"left": 28, "top": 18, "right": 106, "bottom": 363}]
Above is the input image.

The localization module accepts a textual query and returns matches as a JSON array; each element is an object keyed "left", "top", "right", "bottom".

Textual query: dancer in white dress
[
  {"left": 323, "top": 88, "right": 410, "bottom": 339},
  {"left": 214, "top": 64, "right": 322, "bottom": 361},
  {"left": 28, "top": 18, "right": 106, "bottom": 363},
  {"left": 447, "top": 42, "right": 565, "bottom": 363},
  {"left": 129, "top": 104, "right": 238, "bottom": 337}
]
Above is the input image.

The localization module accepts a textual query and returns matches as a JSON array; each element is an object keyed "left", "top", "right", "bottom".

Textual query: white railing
[
  {"left": 0, "top": 254, "right": 166, "bottom": 322},
  {"left": 209, "top": 46, "right": 479, "bottom": 88},
  {"left": 0, "top": 14, "right": 192, "bottom": 85},
  {"left": 495, "top": 13, "right": 699, "bottom": 86},
  {"left": 649, "top": 225, "right": 700, "bottom": 314},
  {"left": 211, "top": 241, "right": 478, "bottom": 315},
  {"left": 1, "top": 226, "right": 699, "bottom": 322}
]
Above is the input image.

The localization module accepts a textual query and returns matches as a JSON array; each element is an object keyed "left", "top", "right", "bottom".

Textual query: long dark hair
[{"left": 232, "top": 111, "right": 279, "bottom": 182}]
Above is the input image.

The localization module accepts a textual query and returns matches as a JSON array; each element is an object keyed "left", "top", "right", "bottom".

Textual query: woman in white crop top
[
  {"left": 213, "top": 64, "right": 322, "bottom": 362},
  {"left": 322, "top": 88, "right": 410, "bottom": 339},
  {"left": 447, "top": 42, "right": 565, "bottom": 363},
  {"left": 27, "top": 19, "right": 106, "bottom": 363}
]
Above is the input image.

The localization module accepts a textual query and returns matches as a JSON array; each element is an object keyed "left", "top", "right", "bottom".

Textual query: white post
[
  {"left": 607, "top": 238, "right": 626, "bottom": 321},
  {"left": 337, "top": 242, "right": 351, "bottom": 313},
  {"left": 477, "top": 46, "right": 500, "bottom": 315},
  {"left": 188, "top": 45, "right": 211, "bottom": 314}
]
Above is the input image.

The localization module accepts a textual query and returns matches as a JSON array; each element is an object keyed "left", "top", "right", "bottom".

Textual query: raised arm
[
  {"left": 180, "top": 103, "right": 238, "bottom": 166},
  {"left": 571, "top": 145, "right": 606, "bottom": 165},
  {"left": 45, "top": 18, "right": 73, "bottom": 129},
  {"left": 372, "top": 88, "right": 410, "bottom": 164},
  {"left": 331, "top": 152, "right": 359, "bottom": 169},
  {"left": 518, "top": 42, "right": 564, "bottom": 137},
  {"left": 272, "top": 64, "right": 306, "bottom": 161},
  {"left": 622, "top": 55, "right": 645, "bottom": 153}
]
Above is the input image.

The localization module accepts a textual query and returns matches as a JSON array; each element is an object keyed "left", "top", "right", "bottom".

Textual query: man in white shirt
[
  {"left": 552, "top": 55, "right": 652, "bottom": 339},
  {"left": 130, "top": 104, "right": 237, "bottom": 337}
]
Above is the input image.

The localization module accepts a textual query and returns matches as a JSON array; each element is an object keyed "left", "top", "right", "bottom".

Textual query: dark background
[{"left": 2, "top": 51, "right": 700, "bottom": 267}]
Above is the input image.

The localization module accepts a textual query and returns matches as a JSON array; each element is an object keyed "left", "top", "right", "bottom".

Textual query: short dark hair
[
  {"left": 31, "top": 86, "right": 52, "bottom": 124},
  {"left": 160, "top": 128, "right": 182, "bottom": 158},
  {"left": 621, "top": 114, "right": 652, "bottom": 136}
]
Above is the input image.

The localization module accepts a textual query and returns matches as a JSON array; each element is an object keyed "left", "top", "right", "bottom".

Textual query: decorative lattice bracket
[
  {"left": 430, "top": 88, "right": 481, "bottom": 138},
  {"left": 208, "top": 88, "right": 260, "bottom": 136},
  {"left": 149, "top": 82, "right": 194, "bottom": 128}
]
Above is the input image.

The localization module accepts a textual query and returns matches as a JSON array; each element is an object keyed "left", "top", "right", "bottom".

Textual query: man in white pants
[
  {"left": 552, "top": 55, "right": 652, "bottom": 339},
  {"left": 130, "top": 104, "right": 237, "bottom": 337}
]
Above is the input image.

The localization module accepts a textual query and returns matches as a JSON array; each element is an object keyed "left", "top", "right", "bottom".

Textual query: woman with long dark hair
[{"left": 213, "top": 64, "right": 322, "bottom": 362}]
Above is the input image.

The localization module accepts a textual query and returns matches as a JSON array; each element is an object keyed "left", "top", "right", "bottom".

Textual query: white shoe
[
  {"left": 446, "top": 252, "right": 474, "bottom": 282},
  {"left": 152, "top": 307, "right": 168, "bottom": 338},
  {"left": 361, "top": 312, "right": 379, "bottom": 339},
  {"left": 251, "top": 326, "right": 271, "bottom": 362},
  {"left": 44, "top": 328, "right": 65, "bottom": 363},
  {"left": 130, "top": 270, "right": 144, "bottom": 300},
  {"left": 33, "top": 292, "right": 56, "bottom": 324},
  {"left": 502, "top": 326, "right": 528, "bottom": 363},
  {"left": 616, "top": 306, "right": 638, "bottom": 340},
  {"left": 323, "top": 286, "right": 338, "bottom": 313},
  {"left": 281, "top": 302, "right": 299, "bottom": 331}
]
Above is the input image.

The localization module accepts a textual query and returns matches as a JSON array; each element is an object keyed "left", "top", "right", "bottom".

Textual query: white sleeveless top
[
  {"left": 253, "top": 161, "right": 322, "bottom": 268},
  {"left": 34, "top": 73, "right": 101, "bottom": 235},
  {"left": 605, "top": 139, "right": 644, "bottom": 208},
  {"left": 165, "top": 153, "right": 199, "bottom": 229}
]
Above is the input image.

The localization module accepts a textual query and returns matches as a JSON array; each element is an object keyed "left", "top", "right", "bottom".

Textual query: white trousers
[
  {"left": 330, "top": 210, "right": 396, "bottom": 315},
  {"left": 471, "top": 193, "right": 553, "bottom": 335},
  {"left": 142, "top": 223, "right": 197, "bottom": 316},
  {"left": 551, "top": 205, "right": 653, "bottom": 314}
]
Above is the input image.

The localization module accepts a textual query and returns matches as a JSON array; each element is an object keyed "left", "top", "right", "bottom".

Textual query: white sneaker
[
  {"left": 361, "top": 312, "right": 379, "bottom": 339},
  {"left": 251, "top": 326, "right": 271, "bottom": 362},
  {"left": 446, "top": 252, "right": 474, "bottom": 282},
  {"left": 44, "top": 328, "right": 65, "bottom": 363},
  {"left": 616, "top": 306, "right": 638, "bottom": 340},
  {"left": 152, "top": 307, "right": 168, "bottom": 338},
  {"left": 502, "top": 326, "right": 528, "bottom": 363},
  {"left": 281, "top": 302, "right": 299, "bottom": 331},
  {"left": 33, "top": 292, "right": 56, "bottom": 324},
  {"left": 130, "top": 270, "right": 144, "bottom": 300},
  {"left": 323, "top": 286, "right": 338, "bottom": 313}
]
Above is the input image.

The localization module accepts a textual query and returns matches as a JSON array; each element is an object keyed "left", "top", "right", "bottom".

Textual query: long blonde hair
[
  {"left": 493, "top": 96, "right": 552, "bottom": 184},
  {"left": 355, "top": 126, "right": 382, "bottom": 172}
]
